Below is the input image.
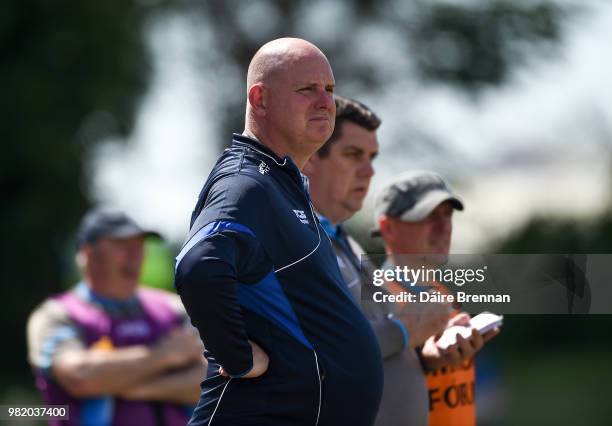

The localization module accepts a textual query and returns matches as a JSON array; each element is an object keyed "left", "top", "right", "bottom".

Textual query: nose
[
  {"left": 125, "top": 243, "right": 145, "bottom": 263},
  {"left": 358, "top": 160, "right": 375, "bottom": 178},
  {"left": 316, "top": 89, "right": 335, "bottom": 112},
  {"left": 433, "top": 216, "right": 452, "bottom": 236}
]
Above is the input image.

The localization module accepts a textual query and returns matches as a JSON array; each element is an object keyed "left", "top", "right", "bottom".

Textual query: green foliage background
[{"left": 1, "top": 0, "right": 161, "bottom": 381}]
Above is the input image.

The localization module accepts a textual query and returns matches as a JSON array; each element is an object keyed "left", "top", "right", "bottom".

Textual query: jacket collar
[
  {"left": 232, "top": 133, "right": 308, "bottom": 189},
  {"left": 232, "top": 133, "right": 289, "bottom": 167}
]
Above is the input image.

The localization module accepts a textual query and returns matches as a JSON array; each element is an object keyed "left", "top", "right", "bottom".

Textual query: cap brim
[
  {"left": 100, "top": 225, "right": 162, "bottom": 242},
  {"left": 399, "top": 190, "right": 464, "bottom": 222}
]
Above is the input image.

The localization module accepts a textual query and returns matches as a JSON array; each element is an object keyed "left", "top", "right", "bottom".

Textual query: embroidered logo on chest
[
  {"left": 293, "top": 209, "right": 309, "bottom": 224},
  {"left": 258, "top": 161, "right": 270, "bottom": 175},
  {"left": 115, "top": 320, "right": 152, "bottom": 338}
]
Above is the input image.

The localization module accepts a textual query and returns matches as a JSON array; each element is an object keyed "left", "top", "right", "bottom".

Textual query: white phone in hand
[{"left": 436, "top": 312, "right": 503, "bottom": 350}]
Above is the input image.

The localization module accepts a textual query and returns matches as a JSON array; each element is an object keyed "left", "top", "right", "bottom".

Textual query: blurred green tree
[
  {"left": 494, "top": 213, "right": 612, "bottom": 254},
  {"left": 412, "top": 0, "right": 563, "bottom": 88},
  {"left": 1, "top": 0, "right": 163, "bottom": 382},
  {"left": 491, "top": 212, "right": 612, "bottom": 350},
  {"left": 182, "top": 0, "right": 565, "bottom": 161}
]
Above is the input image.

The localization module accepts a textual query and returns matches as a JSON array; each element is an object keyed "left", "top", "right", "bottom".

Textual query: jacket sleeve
[
  {"left": 360, "top": 287, "right": 409, "bottom": 359},
  {"left": 174, "top": 175, "right": 273, "bottom": 377},
  {"left": 346, "top": 236, "right": 409, "bottom": 359}
]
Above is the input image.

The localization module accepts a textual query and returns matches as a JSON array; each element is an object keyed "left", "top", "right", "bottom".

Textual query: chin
[
  {"left": 350, "top": 201, "right": 364, "bottom": 213},
  {"left": 425, "top": 254, "right": 449, "bottom": 266},
  {"left": 308, "top": 126, "right": 332, "bottom": 141},
  {"left": 120, "top": 277, "right": 139, "bottom": 290}
]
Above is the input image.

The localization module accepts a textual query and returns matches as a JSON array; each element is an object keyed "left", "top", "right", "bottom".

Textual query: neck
[
  {"left": 84, "top": 274, "right": 135, "bottom": 301},
  {"left": 244, "top": 125, "right": 308, "bottom": 170},
  {"left": 312, "top": 199, "right": 351, "bottom": 226},
  {"left": 315, "top": 207, "right": 338, "bottom": 226},
  {"left": 386, "top": 251, "right": 444, "bottom": 270}
]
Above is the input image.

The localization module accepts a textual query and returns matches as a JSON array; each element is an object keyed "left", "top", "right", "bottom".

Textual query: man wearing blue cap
[{"left": 27, "top": 209, "right": 204, "bottom": 426}]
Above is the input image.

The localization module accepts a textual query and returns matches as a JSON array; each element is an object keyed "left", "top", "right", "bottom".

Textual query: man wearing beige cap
[{"left": 373, "top": 171, "right": 500, "bottom": 426}]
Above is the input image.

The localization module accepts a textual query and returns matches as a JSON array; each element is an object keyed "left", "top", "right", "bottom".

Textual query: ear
[
  {"left": 248, "top": 83, "right": 266, "bottom": 117},
  {"left": 75, "top": 247, "right": 89, "bottom": 270},
  {"left": 378, "top": 215, "right": 393, "bottom": 241}
]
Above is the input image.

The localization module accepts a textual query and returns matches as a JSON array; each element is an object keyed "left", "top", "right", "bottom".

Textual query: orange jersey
[
  {"left": 426, "top": 357, "right": 475, "bottom": 426},
  {"left": 426, "top": 280, "right": 476, "bottom": 426}
]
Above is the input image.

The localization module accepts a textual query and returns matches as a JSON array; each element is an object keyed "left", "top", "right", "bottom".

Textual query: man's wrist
[
  {"left": 387, "top": 313, "right": 410, "bottom": 349},
  {"left": 415, "top": 346, "right": 435, "bottom": 372}
]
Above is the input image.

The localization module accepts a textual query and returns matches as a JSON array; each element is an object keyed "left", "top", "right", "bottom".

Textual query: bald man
[{"left": 175, "top": 38, "right": 383, "bottom": 426}]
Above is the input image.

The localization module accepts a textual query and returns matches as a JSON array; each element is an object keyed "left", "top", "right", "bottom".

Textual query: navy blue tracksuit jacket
[{"left": 174, "top": 134, "right": 383, "bottom": 425}]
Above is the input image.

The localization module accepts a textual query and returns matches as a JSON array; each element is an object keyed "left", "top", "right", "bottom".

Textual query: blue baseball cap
[{"left": 77, "top": 209, "right": 161, "bottom": 248}]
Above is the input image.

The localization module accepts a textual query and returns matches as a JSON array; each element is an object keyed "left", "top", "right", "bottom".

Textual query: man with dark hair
[
  {"left": 27, "top": 209, "right": 203, "bottom": 426},
  {"left": 175, "top": 39, "right": 383, "bottom": 426},
  {"left": 304, "top": 95, "right": 450, "bottom": 426},
  {"left": 316, "top": 96, "right": 381, "bottom": 158}
]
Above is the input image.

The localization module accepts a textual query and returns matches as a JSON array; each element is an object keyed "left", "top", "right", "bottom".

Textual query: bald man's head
[
  {"left": 243, "top": 37, "right": 336, "bottom": 169},
  {"left": 246, "top": 38, "right": 328, "bottom": 90}
]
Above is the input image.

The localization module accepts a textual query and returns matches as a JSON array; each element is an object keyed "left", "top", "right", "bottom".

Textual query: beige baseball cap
[{"left": 371, "top": 171, "right": 463, "bottom": 236}]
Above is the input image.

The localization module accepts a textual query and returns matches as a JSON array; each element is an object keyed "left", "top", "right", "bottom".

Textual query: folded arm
[
  {"left": 118, "top": 361, "right": 205, "bottom": 405},
  {"left": 52, "top": 328, "right": 203, "bottom": 397}
]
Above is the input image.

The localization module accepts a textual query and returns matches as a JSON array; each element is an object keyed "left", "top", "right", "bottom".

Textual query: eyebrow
[
  {"left": 296, "top": 82, "right": 335, "bottom": 90},
  {"left": 342, "top": 145, "right": 378, "bottom": 158}
]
